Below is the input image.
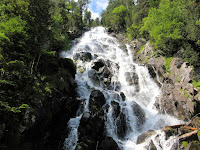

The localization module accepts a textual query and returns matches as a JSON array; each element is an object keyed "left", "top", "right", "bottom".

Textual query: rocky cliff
[{"left": 126, "top": 38, "right": 200, "bottom": 150}]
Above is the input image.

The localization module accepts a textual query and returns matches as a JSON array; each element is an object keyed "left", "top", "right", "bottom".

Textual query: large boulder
[
  {"left": 124, "top": 71, "right": 139, "bottom": 91},
  {"left": 111, "top": 101, "right": 121, "bottom": 118},
  {"left": 116, "top": 109, "right": 128, "bottom": 139},
  {"left": 89, "top": 90, "right": 106, "bottom": 115},
  {"left": 98, "top": 137, "right": 120, "bottom": 150},
  {"left": 137, "top": 130, "right": 156, "bottom": 144},
  {"left": 88, "top": 70, "right": 100, "bottom": 87},
  {"left": 132, "top": 102, "right": 146, "bottom": 129},
  {"left": 76, "top": 90, "right": 106, "bottom": 150},
  {"left": 158, "top": 59, "right": 195, "bottom": 121},
  {"left": 92, "top": 59, "right": 105, "bottom": 71},
  {"left": 73, "top": 52, "right": 92, "bottom": 62}
]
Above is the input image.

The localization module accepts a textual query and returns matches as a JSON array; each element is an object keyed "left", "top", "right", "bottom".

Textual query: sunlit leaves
[{"left": 141, "top": 0, "right": 184, "bottom": 51}]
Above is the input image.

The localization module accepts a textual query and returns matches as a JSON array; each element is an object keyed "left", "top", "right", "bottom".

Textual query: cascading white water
[{"left": 62, "top": 27, "right": 183, "bottom": 150}]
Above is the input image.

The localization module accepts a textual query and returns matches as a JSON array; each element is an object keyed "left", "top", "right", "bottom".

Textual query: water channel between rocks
[{"left": 61, "top": 27, "right": 183, "bottom": 150}]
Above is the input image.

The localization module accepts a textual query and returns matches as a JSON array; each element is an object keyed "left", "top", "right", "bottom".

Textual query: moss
[
  {"left": 182, "top": 141, "right": 188, "bottom": 148},
  {"left": 176, "top": 74, "right": 181, "bottom": 82},
  {"left": 184, "top": 90, "right": 190, "bottom": 99},
  {"left": 197, "top": 131, "right": 200, "bottom": 136},
  {"left": 143, "top": 51, "right": 159, "bottom": 63},
  {"left": 137, "top": 45, "right": 145, "bottom": 54},
  {"left": 165, "top": 57, "right": 173, "bottom": 72},
  {"left": 193, "top": 80, "right": 200, "bottom": 90},
  {"left": 193, "top": 101, "right": 197, "bottom": 107},
  {"left": 78, "top": 66, "right": 85, "bottom": 73}
]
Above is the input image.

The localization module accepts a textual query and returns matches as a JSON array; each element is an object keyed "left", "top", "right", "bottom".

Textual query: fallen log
[
  {"left": 162, "top": 124, "right": 184, "bottom": 131},
  {"left": 180, "top": 126, "right": 198, "bottom": 131},
  {"left": 178, "top": 130, "right": 199, "bottom": 140}
]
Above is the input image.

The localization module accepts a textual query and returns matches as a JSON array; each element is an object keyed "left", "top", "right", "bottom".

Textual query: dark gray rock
[
  {"left": 148, "top": 140, "right": 157, "bottom": 150},
  {"left": 80, "top": 112, "right": 90, "bottom": 125},
  {"left": 120, "top": 92, "right": 126, "bottom": 101},
  {"left": 147, "top": 64, "right": 156, "bottom": 79},
  {"left": 132, "top": 102, "right": 146, "bottom": 129},
  {"left": 73, "top": 52, "right": 92, "bottom": 62},
  {"left": 98, "top": 137, "right": 120, "bottom": 150},
  {"left": 137, "top": 130, "right": 156, "bottom": 144},
  {"left": 118, "top": 43, "right": 128, "bottom": 54},
  {"left": 89, "top": 90, "right": 106, "bottom": 114},
  {"left": 76, "top": 90, "right": 106, "bottom": 149},
  {"left": 88, "top": 70, "right": 100, "bottom": 86},
  {"left": 111, "top": 101, "right": 120, "bottom": 118},
  {"left": 92, "top": 59, "right": 105, "bottom": 71},
  {"left": 116, "top": 109, "right": 127, "bottom": 139},
  {"left": 124, "top": 72, "right": 139, "bottom": 89}
]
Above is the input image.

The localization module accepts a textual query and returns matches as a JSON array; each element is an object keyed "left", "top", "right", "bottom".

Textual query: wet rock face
[
  {"left": 137, "top": 130, "right": 156, "bottom": 144},
  {"left": 92, "top": 59, "right": 105, "bottom": 71},
  {"left": 157, "top": 58, "right": 195, "bottom": 121},
  {"left": 133, "top": 41, "right": 197, "bottom": 121},
  {"left": 111, "top": 101, "right": 121, "bottom": 118},
  {"left": 76, "top": 90, "right": 106, "bottom": 150},
  {"left": 89, "top": 90, "right": 106, "bottom": 114},
  {"left": 110, "top": 101, "right": 127, "bottom": 139},
  {"left": 98, "top": 137, "right": 120, "bottom": 150},
  {"left": 132, "top": 102, "right": 146, "bottom": 129},
  {"left": 148, "top": 140, "right": 157, "bottom": 150},
  {"left": 116, "top": 110, "right": 128, "bottom": 138},
  {"left": 120, "top": 92, "right": 126, "bottom": 101},
  {"left": 124, "top": 71, "right": 139, "bottom": 91},
  {"left": 73, "top": 52, "right": 92, "bottom": 62}
]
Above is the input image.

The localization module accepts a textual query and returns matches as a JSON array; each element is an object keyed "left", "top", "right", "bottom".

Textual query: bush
[{"left": 183, "top": 44, "right": 200, "bottom": 67}]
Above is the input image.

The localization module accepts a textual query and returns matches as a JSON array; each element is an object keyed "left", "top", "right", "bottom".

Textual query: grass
[
  {"left": 182, "top": 141, "right": 188, "bottom": 148},
  {"left": 184, "top": 90, "right": 190, "bottom": 99},
  {"left": 192, "top": 80, "right": 200, "bottom": 88},
  {"left": 176, "top": 74, "right": 181, "bottom": 82},
  {"left": 165, "top": 57, "right": 173, "bottom": 72},
  {"left": 137, "top": 45, "right": 145, "bottom": 54}
]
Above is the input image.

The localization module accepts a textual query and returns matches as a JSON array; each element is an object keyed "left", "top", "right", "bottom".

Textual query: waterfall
[{"left": 62, "top": 27, "right": 183, "bottom": 150}]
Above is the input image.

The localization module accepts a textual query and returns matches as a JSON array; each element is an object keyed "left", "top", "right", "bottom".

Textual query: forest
[
  {"left": 101, "top": 0, "right": 200, "bottom": 68},
  {"left": 0, "top": 0, "right": 200, "bottom": 149},
  {"left": 0, "top": 0, "right": 100, "bottom": 149}
]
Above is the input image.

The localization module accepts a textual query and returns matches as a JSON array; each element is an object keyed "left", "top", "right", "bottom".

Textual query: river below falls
[{"left": 61, "top": 27, "right": 183, "bottom": 150}]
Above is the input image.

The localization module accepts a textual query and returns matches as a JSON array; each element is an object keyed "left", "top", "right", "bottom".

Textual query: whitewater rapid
[{"left": 62, "top": 27, "right": 183, "bottom": 150}]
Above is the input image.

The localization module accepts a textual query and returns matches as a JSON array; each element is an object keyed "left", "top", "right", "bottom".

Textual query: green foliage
[
  {"left": 182, "top": 141, "right": 188, "bottom": 148},
  {"left": 176, "top": 74, "right": 181, "bottom": 82},
  {"left": 192, "top": 80, "right": 200, "bottom": 90},
  {"left": 165, "top": 57, "right": 173, "bottom": 72},
  {"left": 141, "top": 0, "right": 184, "bottom": 54},
  {"left": 0, "top": 17, "right": 27, "bottom": 37},
  {"left": 102, "top": 0, "right": 200, "bottom": 67},
  {"left": 184, "top": 90, "right": 190, "bottom": 99},
  {"left": 127, "top": 24, "right": 140, "bottom": 40},
  {"left": 198, "top": 131, "right": 200, "bottom": 136},
  {"left": 111, "top": 5, "right": 127, "bottom": 32},
  {"left": 182, "top": 44, "right": 200, "bottom": 67},
  {"left": 0, "top": 101, "right": 31, "bottom": 113},
  {"left": 0, "top": 0, "right": 80, "bottom": 148},
  {"left": 137, "top": 45, "right": 145, "bottom": 54}
]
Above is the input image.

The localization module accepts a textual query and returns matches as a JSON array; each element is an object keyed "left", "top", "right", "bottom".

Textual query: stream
[{"left": 61, "top": 27, "right": 183, "bottom": 150}]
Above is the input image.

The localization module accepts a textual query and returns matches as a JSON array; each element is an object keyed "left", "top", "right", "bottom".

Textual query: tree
[
  {"left": 141, "top": 0, "right": 184, "bottom": 54},
  {"left": 111, "top": 5, "right": 127, "bottom": 32},
  {"left": 84, "top": 8, "right": 91, "bottom": 25}
]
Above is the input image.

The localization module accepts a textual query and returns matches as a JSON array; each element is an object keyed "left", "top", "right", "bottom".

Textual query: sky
[
  {"left": 74, "top": 0, "right": 109, "bottom": 19},
  {"left": 89, "top": 0, "right": 109, "bottom": 19}
]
